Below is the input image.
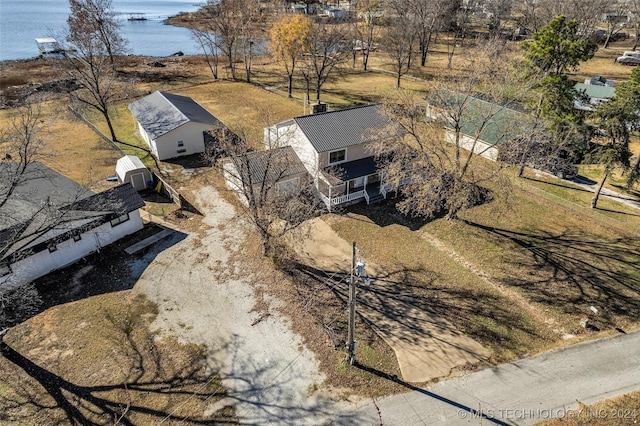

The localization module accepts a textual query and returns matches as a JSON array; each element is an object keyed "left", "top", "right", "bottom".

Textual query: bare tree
[
  {"left": 302, "top": 19, "right": 350, "bottom": 102},
  {"left": 351, "top": 0, "right": 383, "bottom": 70},
  {"left": 483, "top": 0, "right": 513, "bottom": 34},
  {"left": 381, "top": 0, "right": 417, "bottom": 88},
  {"left": 200, "top": 0, "right": 260, "bottom": 81},
  {"left": 208, "top": 127, "right": 324, "bottom": 256},
  {"left": 630, "top": 0, "right": 640, "bottom": 50},
  {"left": 67, "top": 0, "right": 127, "bottom": 68},
  {"left": 601, "top": 1, "right": 632, "bottom": 48},
  {"left": 64, "top": 1, "right": 128, "bottom": 143},
  {"left": 515, "top": 0, "right": 608, "bottom": 39},
  {"left": 192, "top": 29, "right": 220, "bottom": 80},
  {"left": 408, "top": 0, "right": 460, "bottom": 67},
  {"left": 370, "top": 43, "right": 533, "bottom": 220}
]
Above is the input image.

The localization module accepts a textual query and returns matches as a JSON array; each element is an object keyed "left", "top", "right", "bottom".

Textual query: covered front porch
[{"left": 317, "top": 157, "right": 386, "bottom": 210}]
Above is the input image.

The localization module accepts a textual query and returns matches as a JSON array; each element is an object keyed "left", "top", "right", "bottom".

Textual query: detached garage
[
  {"left": 116, "top": 155, "right": 153, "bottom": 191},
  {"left": 128, "top": 91, "right": 221, "bottom": 161}
]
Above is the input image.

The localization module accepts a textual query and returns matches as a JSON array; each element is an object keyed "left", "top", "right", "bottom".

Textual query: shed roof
[
  {"left": 228, "top": 146, "right": 307, "bottom": 186},
  {"left": 128, "top": 91, "right": 219, "bottom": 140},
  {"left": 292, "top": 104, "right": 397, "bottom": 153},
  {"left": 116, "top": 155, "right": 148, "bottom": 179}
]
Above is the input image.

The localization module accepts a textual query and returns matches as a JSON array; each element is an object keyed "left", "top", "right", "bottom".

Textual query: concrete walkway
[{"left": 351, "top": 329, "right": 640, "bottom": 425}]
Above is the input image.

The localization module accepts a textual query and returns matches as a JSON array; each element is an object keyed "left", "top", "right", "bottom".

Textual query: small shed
[{"left": 116, "top": 155, "right": 153, "bottom": 191}]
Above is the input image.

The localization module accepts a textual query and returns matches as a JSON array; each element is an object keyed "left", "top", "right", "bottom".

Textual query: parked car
[
  {"left": 547, "top": 159, "right": 578, "bottom": 179},
  {"left": 616, "top": 55, "right": 640, "bottom": 66}
]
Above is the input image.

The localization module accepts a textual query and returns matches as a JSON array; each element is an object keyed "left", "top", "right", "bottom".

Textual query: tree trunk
[
  {"left": 591, "top": 168, "right": 610, "bottom": 209},
  {"left": 287, "top": 73, "right": 293, "bottom": 98},
  {"left": 396, "top": 71, "right": 401, "bottom": 89},
  {"left": 104, "top": 111, "right": 117, "bottom": 142}
]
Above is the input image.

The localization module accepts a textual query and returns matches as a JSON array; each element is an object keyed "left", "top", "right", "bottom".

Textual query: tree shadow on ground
[
  {"left": 205, "top": 334, "right": 363, "bottom": 425},
  {"left": 25, "top": 226, "right": 187, "bottom": 320},
  {"left": 524, "top": 175, "right": 595, "bottom": 192},
  {"left": 465, "top": 220, "right": 640, "bottom": 323},
  {"left": 338, "top": 198, "right": 434, "bottom": 230},
  {"left": 353, "top": 361, "right": 511, "bottom": 426},
  {"left": 0, "top": 300, "right": 234, "bottom": 425},
  {"left": 287, "top": 259, "right": 545, "bottom": 364}
]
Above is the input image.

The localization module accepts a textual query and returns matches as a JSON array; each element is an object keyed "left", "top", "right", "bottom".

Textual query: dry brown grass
[
  {"left": 538, "top": 390, "right": 640, "bottom": 425},
  {"left": 0, "top": 292, "right": 237, "bottom": 425}
]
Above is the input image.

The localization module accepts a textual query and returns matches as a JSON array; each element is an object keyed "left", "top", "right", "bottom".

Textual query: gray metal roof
[
  {"left": 293, "top": 104, "right": 395, "bottom": 153},
  {"left": 230, "top": 146, "right": 307, "bottom": 186},
  {"left": 128, "top": 91, "right": 219, "bottom": 140}
]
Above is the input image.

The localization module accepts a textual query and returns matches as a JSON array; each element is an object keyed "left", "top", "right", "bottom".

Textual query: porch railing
[{"left": 330, "top": 190, "right": 365, "bottom": 206}]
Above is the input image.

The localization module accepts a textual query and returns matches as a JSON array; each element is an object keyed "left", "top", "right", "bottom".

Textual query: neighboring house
[
  {"left": 223, "top": 146, "right": 309, "bottom": 205},
  {"left": 574, "top": 82, "right": 616, "bottom": 111},
  {"left": 320, "top": 7, "right": 347, "bottom": 19},
  {"left": 439, "top": 94, "right": 527, "bottom": 161},
  {"left": 0, "top": 162, "right": 145, "bottom": 289},
  {"left": 264, "top": 105, "right": 399, "bottom": 210},
  {"left": 116, "top": 155, "right": 153, "bottom": 191},
  {"left": 128, "top": 91, "right": 220, "bottom": 161}
]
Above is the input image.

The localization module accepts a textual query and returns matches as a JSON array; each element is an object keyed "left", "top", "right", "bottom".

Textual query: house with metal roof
[
  {"left": 435, "top": 92, "right": 528, "bottom": 161},
  {"left": 0, "top": 162, "right": 145, "bottom": 289},
  {"left": 574, "top": 82, "right": 616, "bottom": 111},
  {"left": 223, "top": 146, "right": 309, "bottom": 205},
  {"left": 128, "top": 91, "right": 221, "bottom": 161},
  {"left": 264, "top": 105, "right": 400, "bottom": 210}
]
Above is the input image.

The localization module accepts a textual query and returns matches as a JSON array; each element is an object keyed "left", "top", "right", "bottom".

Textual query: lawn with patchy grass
[
  {"left": 326, "top": 163, "right": 640, "bottom": 365},
  {"left": 0, "top": 292, "right": 236, "bottom": 425},
  {"left": 537, "top": 389, "right": 640, "bottom": 425}
]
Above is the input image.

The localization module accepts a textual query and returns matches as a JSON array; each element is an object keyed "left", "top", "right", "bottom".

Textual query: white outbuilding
[
  {"left": 128, "top": 91, "right": 220, "bottom": 161},
  {"left": 116, "top": 155, "right": 153, "bottom": 191}
]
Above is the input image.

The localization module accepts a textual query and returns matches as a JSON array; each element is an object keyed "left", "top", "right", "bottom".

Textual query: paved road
[
  {"left": 350, "top": 329, "right": 640, "bottom": 425},
  {"left": 571, "top": 176, "right": 640, "bottom": 210}
]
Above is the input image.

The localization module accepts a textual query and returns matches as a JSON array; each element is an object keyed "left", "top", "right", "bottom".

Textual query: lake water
[{"left": 0, "top": 0, "right": 205, "bottom": 61}]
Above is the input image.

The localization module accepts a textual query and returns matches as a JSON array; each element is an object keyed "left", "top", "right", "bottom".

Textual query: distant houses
[{"left": 574, "top": 80, "right": 616, "bottom": 111}]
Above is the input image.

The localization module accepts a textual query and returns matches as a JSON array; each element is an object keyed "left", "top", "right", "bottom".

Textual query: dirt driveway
[
  {"left": 291, "top": 218, "right": 491, "bottom": 383},
  {"left": 132, "top": 186, "right": 359, "bottom": 424}
]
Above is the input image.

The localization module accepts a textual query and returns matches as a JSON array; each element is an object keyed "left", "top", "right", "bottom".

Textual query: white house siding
[
  {"left": 153, "top": 123, "right": 209, "bottom": 161},
  {"left": 222, "top": 162, "right": 249, "bottom": 205},
  {"left": 318, "top": 142, "right": 372, "bottom": 168},
  {"left": 0, "top": 210, "right": 143, "bottom": 290},
  {"left": 276, "top": 124, "right": 320, "bottom": 178},
  {"left": 445, "top": 130, "right": 499, "bottom": 161}
]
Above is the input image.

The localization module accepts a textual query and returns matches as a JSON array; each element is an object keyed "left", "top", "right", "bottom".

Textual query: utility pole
[{"left": 347, "top": 241, "right": 357, "bottom": 365}]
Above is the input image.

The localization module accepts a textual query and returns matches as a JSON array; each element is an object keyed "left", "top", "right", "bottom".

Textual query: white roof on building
[{"left": 116, "top": 155, "right": 147, "bottom": 179}]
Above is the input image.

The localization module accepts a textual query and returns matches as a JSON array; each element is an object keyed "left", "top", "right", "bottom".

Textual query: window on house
[
  {"left": 329, "top": 149, "right": 346, "bottom": 164},
  {"left": 177, "top": 140, "right": 184, "bottom": 147},
  {"left": 177, "top": 149, "right": 187, "bottom": 154},
  {"left": 73, "top": 234, "right": 82, "bottom": 242},
  {"left": 0, "top": 262, "right": 11, "bottom": 277},
  {"left": 110, "top": 213, "right": 130, "bottom": 227},
  {"left": 48, "top": 244, "right": 57, "bottom": 253}
]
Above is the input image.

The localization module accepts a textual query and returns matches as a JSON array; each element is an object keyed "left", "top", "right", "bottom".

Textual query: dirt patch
[{"left": 288, "top": 218, "right": 491, "bottom": 383}]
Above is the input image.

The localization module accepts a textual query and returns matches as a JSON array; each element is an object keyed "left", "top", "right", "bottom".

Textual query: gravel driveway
[{"left": 132, "top": 186, "right": 360, "bottom": 425}]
